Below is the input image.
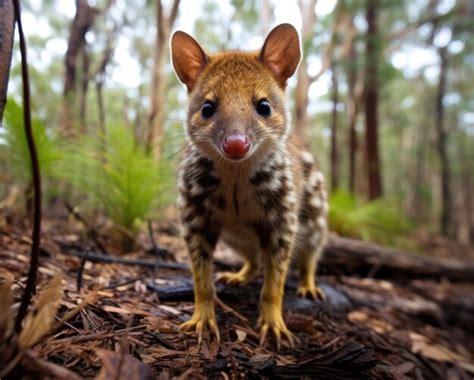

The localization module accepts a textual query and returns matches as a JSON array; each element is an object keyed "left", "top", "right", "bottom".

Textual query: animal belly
[{"left": 220, "top": 224, "right": 260, "bottom": 255}]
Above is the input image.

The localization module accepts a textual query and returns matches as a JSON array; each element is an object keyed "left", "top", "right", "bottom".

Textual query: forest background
[{"left": 1, "top": 0, "right": 473, "bottom": 255}]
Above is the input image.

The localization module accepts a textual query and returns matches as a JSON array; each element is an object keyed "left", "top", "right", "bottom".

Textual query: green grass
[{"left": 329, "top": 191, "right": 414, "bottom": 249}]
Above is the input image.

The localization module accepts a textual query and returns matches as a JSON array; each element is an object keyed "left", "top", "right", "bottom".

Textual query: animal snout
[{"left": 221, "top": 133, "right": 251, "bottom": 159}]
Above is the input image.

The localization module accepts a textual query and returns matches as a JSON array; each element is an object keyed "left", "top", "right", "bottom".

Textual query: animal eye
[
  {"left": 256, "top": 99, "right": 271, "bottom": 117},
  {"left": 201, "top": 101, "right": 215, "bottom": 118}
]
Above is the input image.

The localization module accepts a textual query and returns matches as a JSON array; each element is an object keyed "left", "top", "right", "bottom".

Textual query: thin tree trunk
[
  {"left": 63, "top": 0, "right": 99, "bottom": 133},
  {"left": 96, "top": 79, "right": 105, "bottom": 133},
  {"left": 79, "top": 46, "right": 90, "bottom": 131},
  {"left": 411, "top": 122, "right": 426, "bottom": 221},
  {"left": 330, "top": 59, "right": 339, "bottom": 191},
  {"left": 435, "top": 47, "right": 453, "bottom": 238},
  {"left": 294, "top": 0, "right": 317, "bottom": 136},
  {"left": 346, "top": 36, "right": 361, "bottom": 194},
  {"left": 0, "top": 0, "right": 15, "bottom": 122},
  {"left": 147, "top": 0, "right": 180, "bottom": 159},
  {"left": 364, "top": 0, "right": 383, "bottom": 200}
]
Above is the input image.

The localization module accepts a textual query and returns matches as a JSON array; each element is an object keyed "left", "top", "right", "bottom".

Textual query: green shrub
[
  {"left": 60, "top": 124, "right": 174, "bottom": 234},
  {"left": 329, "top": 191, "right": 414, "bottom": 249}
]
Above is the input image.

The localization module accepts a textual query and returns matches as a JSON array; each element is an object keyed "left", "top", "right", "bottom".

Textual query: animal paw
[
  {"left": 258, "top": 307, "right": 296, "bottom": 351},
  {"left": 180, "top": 303, "right": 220, "bottom": 344},
  {"left": 216, "top": 265, "right": 257, "bottom": 286},
  {"left": 296, "top": 284, "right": 325, "bottom": 300}
]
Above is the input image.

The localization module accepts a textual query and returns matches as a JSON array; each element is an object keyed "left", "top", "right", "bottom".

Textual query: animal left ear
[{"left": 259, "top": 23, "right": 301, "bottom": 88}]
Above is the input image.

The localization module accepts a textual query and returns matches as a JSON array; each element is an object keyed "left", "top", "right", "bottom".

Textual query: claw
[
  {"left": 259, "top": 323, "right": 268, "bottom": 346},
  {"left": 179, "top": 305, "right": 220, "bottom": 344},
  {"left": 297, "top": 284, "right": 325, "bottom": 301},
  {"left": 258, "top": 309, "right": 295, "bottom": 351}
]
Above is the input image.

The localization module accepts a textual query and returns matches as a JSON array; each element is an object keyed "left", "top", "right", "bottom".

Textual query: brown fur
[{"left": 171, "top": 24, "right": 328, "bottom": 350}]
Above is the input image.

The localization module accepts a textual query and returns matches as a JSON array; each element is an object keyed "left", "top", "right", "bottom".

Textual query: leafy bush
[
  {"left": 60, "top": 124, "right": 174, "bottom": 234},
  {"left": 329, "top": 191, "right": 414, "bottom": 249}
]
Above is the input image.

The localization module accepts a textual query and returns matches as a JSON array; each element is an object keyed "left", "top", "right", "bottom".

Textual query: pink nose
[{"left": 222, "top": 133, "right": 251, "bottom": 158}]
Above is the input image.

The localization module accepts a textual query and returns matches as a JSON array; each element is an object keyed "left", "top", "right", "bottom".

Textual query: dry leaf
[
  {"left": 458, "top": 361, "right": 474, "bottom": 374},
  {"left": 95, "top": 350, "right": 155, "bottom": 380},
  {"left": 409, "top": 332, "right": 473, "bottom": 366},
  {"left": 0, "top": 279, "right": 14, "bottom": 344},
  {"left": 348, "top": 310, "right": 393, "bottom": 334},
  {"left": 235, "top": 329, "right": 247, "bottom": 342},
  {"left": 18, "top": 275, "right": 64, "bottom": 350},
  {"left": 53, "top": 290, "right": 98, "bottom": 333},
  {"left": 101, "top": 305, "right": 151, "bottom": 316}
]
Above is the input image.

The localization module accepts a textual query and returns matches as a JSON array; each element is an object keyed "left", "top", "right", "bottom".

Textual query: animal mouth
[{"left": 220, "top": 133, "right": 252, "bottom": 160}]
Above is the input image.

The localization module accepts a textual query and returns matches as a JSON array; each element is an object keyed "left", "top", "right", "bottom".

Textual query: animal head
[{"left": 171, "top": 24, "right": 301, "bottom": 164}]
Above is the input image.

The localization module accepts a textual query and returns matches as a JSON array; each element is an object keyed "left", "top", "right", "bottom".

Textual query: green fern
[
  {"left": 329, "top": 191, "right": 414, "bottom": 249},
  {"left": 60, "top": 124, "right": 174, "bottom": 233},
  {"left": 0, "top": 99, "right": 63, "bottom": 183}
]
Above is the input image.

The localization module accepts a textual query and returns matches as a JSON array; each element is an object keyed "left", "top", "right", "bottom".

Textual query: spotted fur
[{"left": 172, "top": 24, "right": 328, "bottom": 348}]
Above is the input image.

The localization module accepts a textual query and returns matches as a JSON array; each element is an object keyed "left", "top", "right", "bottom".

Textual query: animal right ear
[{"left": 171, "top": 31, "right": 208, "bottom": 92}]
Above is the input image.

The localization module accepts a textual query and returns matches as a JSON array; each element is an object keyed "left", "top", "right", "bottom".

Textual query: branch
[
  {"left": 168, "top": 0, "right": 181, "bottom": 26},
  {"left": 66, "top": 250, "right": 187, "bottom": 271},
  {"left": 13, "top": 0, "right": 43, "bottom": 332},
  {"left": 308, "top": 7, "right": 352, "bottom": 84},
  {"left": 387, "top": 6, "right": 463, "bottom": 41}
]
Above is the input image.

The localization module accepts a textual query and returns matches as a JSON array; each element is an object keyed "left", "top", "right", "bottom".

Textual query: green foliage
[
  {"left": 0, "top": 99, "right": 63, "bottom": 184},
  {"left": 329, "top": 191, "right": 414, "bottom": 249},
  {"left": 60, "top": 124, "right": 174, "bottom": 232}
]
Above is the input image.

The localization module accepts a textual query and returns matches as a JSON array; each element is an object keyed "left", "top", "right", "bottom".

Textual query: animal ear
[
  {"left": 259, "top": 23, "right": 301, "bottom": 88},
  {"left": 171, "top": 31, "right": 208, "bottom": 92}
]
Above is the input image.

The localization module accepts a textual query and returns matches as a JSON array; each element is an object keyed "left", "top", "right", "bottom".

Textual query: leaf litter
[{"left": 0, "top": 216, "right": 473, "bottom": 379}]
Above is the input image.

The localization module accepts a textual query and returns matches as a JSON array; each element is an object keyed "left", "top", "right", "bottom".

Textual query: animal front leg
[
  {"left": 180, "top": 228, "right": 220, "bottom": 343},
  {"left": 259, "top": 252, "right": 294, "bottom": 350},
  {"left": 256, "top": 222, "right": 296, "bottom": 350}
]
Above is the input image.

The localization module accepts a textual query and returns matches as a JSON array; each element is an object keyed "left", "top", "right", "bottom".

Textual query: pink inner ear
[{"left": 267, "top": 61, "right": 282, "bottom": 77}]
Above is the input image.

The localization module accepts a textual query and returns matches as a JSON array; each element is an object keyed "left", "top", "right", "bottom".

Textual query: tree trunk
[
  {"left": 63, "top": 0, "right": 99, "bottom": 133},
  {"left": 346, "top": 34, "right": 361, "bottom": 195},
  {"left": 0, "top": 0, "right": 15, "bottom": 122},
  {"left": 330, "top": 59, "right": 339, "bottom": 191},
  {"left": 435, "top": 47, "right": 453, "bottom": 238},
  {"left": 364, "top": 0, "right": 383, "bottom": 200},
  {"left": 79, "top": 45, "right": 90, "bottom": 131},
  {"left": 294, "top": 0, "right": 317, "bottom": 136},
  {"left": 147, "top": 0, "right": 180, "bottom": 159}
]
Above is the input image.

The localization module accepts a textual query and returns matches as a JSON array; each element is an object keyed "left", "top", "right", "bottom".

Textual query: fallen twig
[
  {"left": 66, "top": 249, "right": 189, "bottom": 271},
  {"left": 76, "top": 247, "right": 91, "bottom": 291},
  {"left": 147, "top": 220, "right": 175, "bottom": 261},
  {"left": 22, "top": 350, "right": 82, "bottom": 380}
]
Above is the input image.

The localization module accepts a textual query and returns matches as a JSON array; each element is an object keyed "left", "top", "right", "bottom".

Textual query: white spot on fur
[
  {"left": 301, "top": 151, "right": 314, "bottom": 165},
  {"left": 317, "top": 217, "right": 327, "bottom": 229},
  {"left": 310, "top": 196, "right": 322, "bottom": 209}
]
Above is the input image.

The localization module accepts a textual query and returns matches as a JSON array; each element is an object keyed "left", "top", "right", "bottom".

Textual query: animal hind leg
[
  {"left": 217, "top": 250, "right": 260, "bottom": 286},
  {"left": 296, "top": 169, "right": 329, "bottom": 300},
  {"left": 296, "top": 231, "right": 326, "bottom": 300}
]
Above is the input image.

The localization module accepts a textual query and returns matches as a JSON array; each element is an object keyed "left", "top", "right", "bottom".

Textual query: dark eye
[
  {"left": 201, "top": 101, "right": 215, "bottom": 118},
  {"left": 256, "top": 99, "right": 271, "bottom": 117}
]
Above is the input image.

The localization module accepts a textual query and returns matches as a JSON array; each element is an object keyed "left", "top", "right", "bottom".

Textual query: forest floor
[{"left": 1, "top": 209, "right": 474, "bottom": 379}]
